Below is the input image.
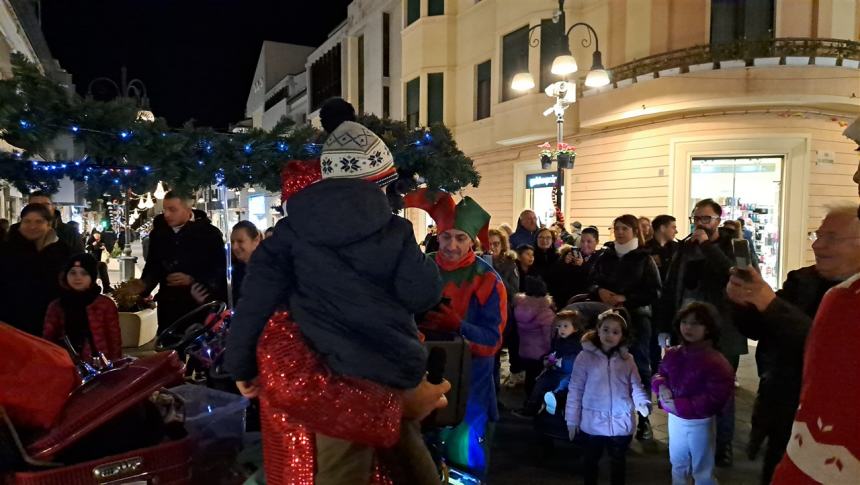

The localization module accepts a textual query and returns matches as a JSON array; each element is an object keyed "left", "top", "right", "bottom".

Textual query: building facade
[
  {"left": 391, "top": 0, "right": 859, "bottom": 287},
  {"left": 1, "top": 0, "right": 76, "bottom": 222}
]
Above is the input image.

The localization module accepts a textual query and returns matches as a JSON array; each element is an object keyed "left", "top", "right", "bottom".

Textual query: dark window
[
  {"left": 383, "top": 85, "right": 390, "bottom": 119},
  {"left": 358, "top": 35, "right": 365, "bottom": 115},
  {"left": 476, "top": 60, "right": 491, "bottom": 120},
  {"left": 406, "top": 77, "right": 420, "bottom": 129},
  {"left": 710, "top": 0, "right": 774, "bottom": 44},
  {"left": 310, "top": 44, "right": 342, "bottom": 112},
  {"left": 540, "top": 18, "right": 566, "bottom": 90},
  {"left": 427, "top": 73, "right": 443, "bottom": 125},
  {"left": 406, "top": 0, "right": 420, "bottom": 26},
  {"left": 428, "top": 0, "right": 444, "bottom": 16},
  {"left": 502, "top": 25, "right": 529, "bottom": 102},
  {"left": 383, "top": 13, "right": 391, "bottom": 77},
  {"left": 264, "top": 85, "right": 289, "bottom": 111}
]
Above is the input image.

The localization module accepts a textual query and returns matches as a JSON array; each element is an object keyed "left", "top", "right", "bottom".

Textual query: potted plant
[
  {"left": 112, "top": 279, "right": 158, "bottom": 348},
  {"left": 556, "top": 143, "right": 576, "bottom": 169},
  {"left": 538, "top": 142, "right": 553, "bottom": 169}
]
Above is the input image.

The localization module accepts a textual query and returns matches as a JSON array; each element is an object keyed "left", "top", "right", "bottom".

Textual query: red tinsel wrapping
[
  {"left": 257, "top": 312, "right": 399, "bottom": 484},
  {"left": 281, "top": 159, "right": 322, "bottom": 204}
]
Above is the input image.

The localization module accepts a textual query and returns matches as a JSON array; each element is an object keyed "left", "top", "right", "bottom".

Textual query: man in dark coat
[
  {"left": 509, "top": 209, "right": 539, "bottom": 249},
  {"left": 141, "top": 192, "right": 227, "bottom": 332},
  {"left": 661, "top": 198, "right": 755, "bottom": 467},
  {"left": 8, "top": 191, "right": 84, "bottom": 254},
  {"left": 727, "top": 203, "right": 860, "bottom": 484},
  {"left": 645, "top": 214, "right": 679, "bottom": 375}
]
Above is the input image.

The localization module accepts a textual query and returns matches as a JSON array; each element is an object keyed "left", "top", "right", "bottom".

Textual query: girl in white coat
[{"left": 567, "top": 309, "right": 651, "bottom": 485}]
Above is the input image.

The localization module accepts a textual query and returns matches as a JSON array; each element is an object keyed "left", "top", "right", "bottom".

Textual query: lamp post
[
  {"left": 87, "top": 68, "right": 153, "bottom": 280},
  {"left": 512, "top": 0, "right": 609, "bottom": 222}
]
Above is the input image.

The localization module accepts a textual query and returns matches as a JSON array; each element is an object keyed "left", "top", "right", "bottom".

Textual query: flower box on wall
[
  {"left": 688, "top": 62, "right": 715, "bottom": 72},
  {"left": 785, "top": 56, "right": 810, "bottom": 66},
  {"left": 635, "top": 72, "right": 656, "bottom": 83},
  {"left": 843, "top": 59, "right": 860, "bottom": 69},
  {"left": 813, "top": 57, "right": 838, "bottom": 67},
  {"left": 719, "top": 60, "right": 746, "bottom": 69},
  {"left": 119, "top": 308, "right": 158, "bottom": 348},
  {"left": 658, "top": 67, "right": 681, "bottom": 78},
  {"left": 753, "top": 57, "right": 780, "bottom": 66}
]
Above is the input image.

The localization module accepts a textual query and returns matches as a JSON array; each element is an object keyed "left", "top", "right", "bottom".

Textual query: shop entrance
[
  {"left": 526, "top": 172, "right": 564, "bottom": 227},
  {"left": 690, "top": 157, "right": 783, "bottom": 288}
]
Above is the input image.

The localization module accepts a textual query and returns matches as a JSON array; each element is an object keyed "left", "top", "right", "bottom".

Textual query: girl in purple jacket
[
  {"left": 652, "top": 302, "right": 734, "bottom": 485},
  {"left": 566, "top": 309, "right": 651, "bottom": 485}
]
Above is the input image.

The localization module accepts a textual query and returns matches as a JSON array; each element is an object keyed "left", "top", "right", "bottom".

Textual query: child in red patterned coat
[{"left": 43, "top": 253, "right": 122, "bottom": 360}]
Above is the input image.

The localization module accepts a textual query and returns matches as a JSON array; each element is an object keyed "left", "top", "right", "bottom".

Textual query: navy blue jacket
[{"left": 225, "top": 179, "right": 442, "bottom": 388}]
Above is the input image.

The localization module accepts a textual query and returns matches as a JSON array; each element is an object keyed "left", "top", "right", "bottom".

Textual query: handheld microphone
[{"left": 426, "top": 347, "right": 447, "bottom": 385}]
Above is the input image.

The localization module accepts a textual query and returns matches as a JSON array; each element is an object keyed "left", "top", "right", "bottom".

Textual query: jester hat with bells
[{"left": 404, "top": 188, "right": 491, "bottom": 253}]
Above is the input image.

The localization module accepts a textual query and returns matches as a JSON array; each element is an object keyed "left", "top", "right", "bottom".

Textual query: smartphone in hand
[{"left": 732, "top": 239, "right": 753, "bottom": 281}]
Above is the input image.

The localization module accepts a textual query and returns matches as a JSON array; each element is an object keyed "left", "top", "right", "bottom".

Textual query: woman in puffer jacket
[
  {"left": 652, "top": 302, "right": 734, "bottom": 485},
  {"left": 587, "top": 213, "right": 661, "bottom": 441},
  {"left": 566, "top": 309, "right": 651, "bottom": 485}
]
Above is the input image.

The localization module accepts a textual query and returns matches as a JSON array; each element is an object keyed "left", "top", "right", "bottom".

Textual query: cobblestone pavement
[{"left": 488, "top": 347, "right": 764, "bottom": 484}]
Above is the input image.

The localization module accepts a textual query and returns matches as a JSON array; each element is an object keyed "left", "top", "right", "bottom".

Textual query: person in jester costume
[{"left": 405, "top": 188, "right": 507, "bottom": 479}]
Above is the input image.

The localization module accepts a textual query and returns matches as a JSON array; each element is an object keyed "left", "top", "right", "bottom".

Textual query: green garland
[{"left": 0, "top": 54, "right": 480, "bottom": 202}]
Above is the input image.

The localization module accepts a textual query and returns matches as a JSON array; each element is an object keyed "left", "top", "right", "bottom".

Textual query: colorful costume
[
  {"left": 405, "top": 189, "right": 507, "bottom": 478},
  {"left": 258, "top": 312, "right": 398, "bottom": 485},
  {"left": 772, "top": 273, "right": 860, "bottom": 484}
]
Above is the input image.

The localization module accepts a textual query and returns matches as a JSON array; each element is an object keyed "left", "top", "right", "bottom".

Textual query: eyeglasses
[
  {"left": 808, "top": 231, "right": 860, "bottom": 243},
  {"left": 689, "top": 216, "right": 718, "bottom": 224}
]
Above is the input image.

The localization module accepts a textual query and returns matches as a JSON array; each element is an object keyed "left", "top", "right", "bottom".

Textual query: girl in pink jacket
[{"left": 566, "top": 309, "right": 651, "bottom": 485}]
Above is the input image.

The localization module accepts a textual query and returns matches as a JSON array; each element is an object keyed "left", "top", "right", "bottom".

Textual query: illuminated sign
[{"left": 526, "top": 172, "right": 561, "bottom": 189}]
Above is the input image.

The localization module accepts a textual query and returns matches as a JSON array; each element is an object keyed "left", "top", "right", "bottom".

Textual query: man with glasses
[
  {"left": 727, "top": 202, "right": 860, "bottom": 484},
  {"left": 661, "top": 198, "right": 753, "bottom": 467},
  {"left": 770, "top": 118, "right": 860, "bottom": 484}
]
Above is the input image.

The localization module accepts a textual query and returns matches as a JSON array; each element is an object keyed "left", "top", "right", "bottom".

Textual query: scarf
[
  {"left": 614, "top": 239, "right": 639, "bottom": 257},
  {"left": 435, "top": 249, "right": 476, "bottom": 272},
  {"left": 58, "top": 285, "right": 101, "bottom": 355}
]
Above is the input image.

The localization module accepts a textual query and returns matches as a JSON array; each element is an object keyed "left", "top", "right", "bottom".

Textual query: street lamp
[
  {"left": 511, "top": 0, "right": 609, "bottom": 221},
  {"left": 86, "top": 67, "right": 154, "bottom": 121}
]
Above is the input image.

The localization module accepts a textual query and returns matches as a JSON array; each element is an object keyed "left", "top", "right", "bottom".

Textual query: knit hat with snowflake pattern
[{"left": 319, "top": 121, "right": 398, "bottom": 186}]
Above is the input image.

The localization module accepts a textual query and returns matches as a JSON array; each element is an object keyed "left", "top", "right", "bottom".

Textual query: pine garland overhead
[{"left": 0, "top": 54, "right": 480, "bottom": 202}]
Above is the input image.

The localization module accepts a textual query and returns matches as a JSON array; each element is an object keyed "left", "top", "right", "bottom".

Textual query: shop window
[
  {"left": 406, "top": 77, "right": 420, "bottom": 129},
  {"left": 427, "top": 73, "right": 443, "bottom": 125},
  {"left": 406, "top": 0, "right": 420, "bottom": 26},
  {"left": 691, "top": 156, "right": 783, "bottom": 288},
  {"left": 710, "top": 0, "right": 774, "bottom": 44},
  {"left": 475, "top": 60, "right": 491, "bottom": 120},
  {"left": 502, "top": 25, "right": 529, "bottom": 102}
]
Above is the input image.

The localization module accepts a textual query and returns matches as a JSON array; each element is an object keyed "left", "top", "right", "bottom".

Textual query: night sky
[{"left": 41, "top": 0, "right": 352, "bottom": 129}]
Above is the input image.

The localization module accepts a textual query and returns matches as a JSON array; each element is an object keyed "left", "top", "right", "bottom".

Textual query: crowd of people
[{"left": 1, "top": 101, "right": 858, "bottom": 485}]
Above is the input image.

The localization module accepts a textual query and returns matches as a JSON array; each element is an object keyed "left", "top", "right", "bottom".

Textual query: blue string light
[
  {"left": 119, "top": 130, "right": 132, "bottom": 140},
  {"left": 244, "top": 143, "right": 253, "bottom": 154},
  {"left": 198, "top": 160, "right": 205, "bottom": 166},
  {"left": 277, "top": 141, "right": 288, "bottom": 152},
  {"left": 18, "top": 120, "right": 31, "bottom": 129},
  {"left": 143, "top": 166, "right": 151, "bottom": 172},
  {"left": 70, "top": 125, "right": 80, "bottom": 133}
]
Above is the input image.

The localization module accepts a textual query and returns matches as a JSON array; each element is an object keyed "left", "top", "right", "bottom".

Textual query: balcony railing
[{"left": 608, "top": 38, "right": 860, "bottom": 87}]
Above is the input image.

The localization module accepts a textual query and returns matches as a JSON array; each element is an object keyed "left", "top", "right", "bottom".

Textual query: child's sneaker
[{"left": 544, "top": 392, "right": 557, "bottom": 415}]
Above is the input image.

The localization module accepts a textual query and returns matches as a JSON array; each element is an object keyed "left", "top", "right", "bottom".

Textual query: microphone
[{"left": 426, "top": 347, "right": 447, "bottom": 385}]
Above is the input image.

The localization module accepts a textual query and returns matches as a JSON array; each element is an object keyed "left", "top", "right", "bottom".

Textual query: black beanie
[{"left": 64, "top": 253, "right": 99, "bottom": 282}]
